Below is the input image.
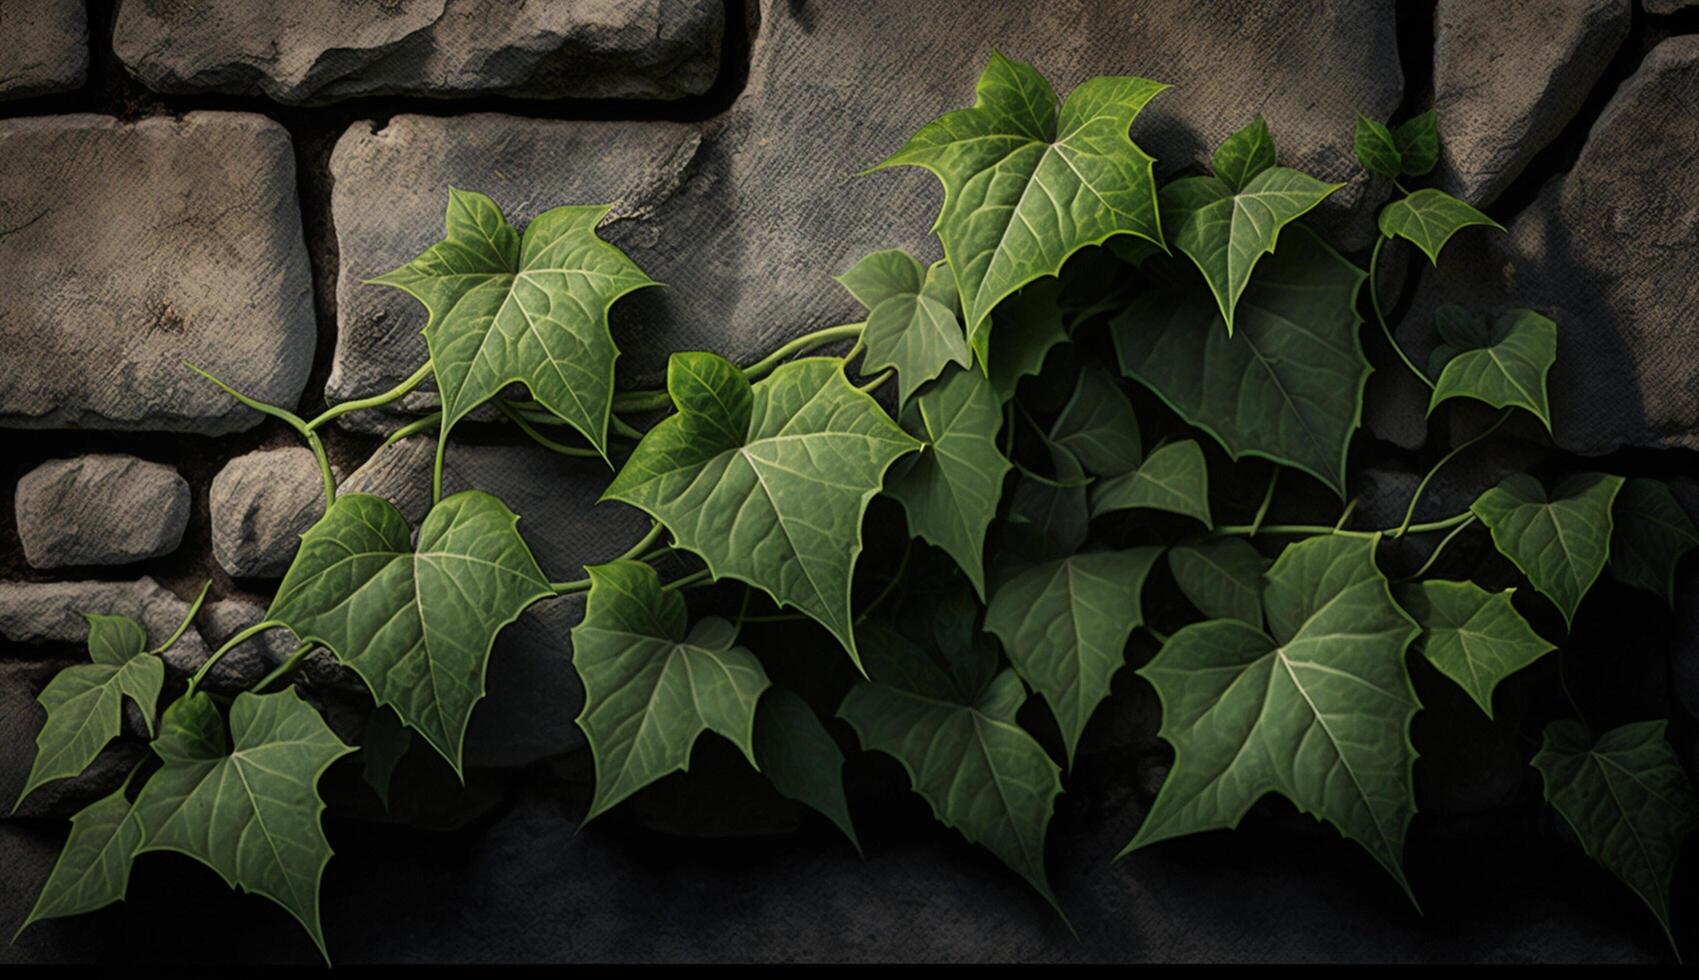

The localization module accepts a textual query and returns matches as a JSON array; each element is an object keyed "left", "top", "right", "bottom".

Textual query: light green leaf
[
  {"left": 1161, "top": 167, "right": 1342, "bottom": 334},
  {"left": 985, "top": 548, "right": 1162, "bottom": 763},
  {"left": 1089, "top": 440, "right": 1212, "bottom": 526},
  {"left": 1471, "top": 474, "right": 1623, "bottom": 627},
  {"left": 17, "top": 615, "right": 163, "bottom": 807},
  {"left": 267, "top": 491, "right": 552, "bottom": 774},
  {"left": 1048, "top": 367, "right": 1141, "bottom": 477},
  {"left": 1353, "top": 114, "right": 1402, "bottom": 178},
  {"left": 370, "top": 188, "right": 657, "bottom": 456},
  {"left": 1398, "top": 580, "right": 1555, "bottom": 718},
  {"left": 133, "top": 690, "right": 353, "bottom": 962},
  {"left": 1532, "top": 720, "right": 1698, "bottom": 955},
  {"left": 571, "top": 561, "right": 770, "bottom": 823},
  {"left": 18, "top": 787, "right": 144, "bottom": 935},
  {"left": 1428, "top": 305, "right": 1556, "bottom": 429},
  {"left": 1609, "top": 478, "right": 1699, "bottom": 606},
  {"left": 1378, "top": 188, "right": 1503, "bottom": 266},
  {"left": 839, "top": 669, "right": 1064, "bottom": 911},
  {"left": 359, "top": 706, "right": 410, "bottom": 811},
  {"left": 605, "top": 355, "right": 920, "bottom": 670},
  {"left": 838, "top": 250, "right": 973, "bottom": 407},
  {"left": 1113, "top": 225, "right": 1369, "bottom": 496},
  {"left": 1392, "top": 111, "right": 1439, "bottom": 177},
  {"left": 1211, "top": 116, "right": 1277, "bottom": 193},
  {"left": 1167, "top": 537, "right": 1267, "bottom": 628},
  {"left": 755, "top": 688, "right": 859, "bottom": 853},
  {"left": 886, "top": 365, "right": 1010, "bottom": 599},
  {"left": 987, "top": 278, "right": 1069, "bottom": 401},
  {"left": 1126, "top": 535, "right": 1421, "bottom": 900},
  {"left": 875, "top": 52, "right": 1166, "bottom": 361}
]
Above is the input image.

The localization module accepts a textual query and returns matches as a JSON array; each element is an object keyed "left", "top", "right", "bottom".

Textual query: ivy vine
[{"left": 15, "top": 55, "right": 1697, "bottom": 962}]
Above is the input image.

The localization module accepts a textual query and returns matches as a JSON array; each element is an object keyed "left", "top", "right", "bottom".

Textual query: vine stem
[
  {"left": 304, "top": 361, "right": 432, "bottom": 432},
  {"left": 1216, "top": 510, "right": 1474, "bottom": 539},
  {"left": 616, "top": 523, "right": 668, "bottom": 563},
  {"left": 152, "top": 580, "right": 212, "bottom": 655},
  {"left": 855, "top": 540, "right": 912, "bottom": 625},
  {"left": 495, "top": 401, "right": 602, "bottom": 459},
  {"left": 856, "top": 368, "right": 895, "bottom": 394},
  {"left": 252, "top": 641, "right": 315, "bottom": 693},
  {"left": 551, "top": 577, "right": 591, "bottom": 595},
  {"left": 662, "top": 568, "right": 714, "bottom": 592},
  {"left": 741, "top": 322, "right": 864, "bottom": 381},
  {"left": 1395, "top": 410, "right": 1512, "bottom": 539},
  {"left": 432, "top": 412, "right": 448, "bottom": 506},
  {"left": 1368, "top": 236, "right": 1435, "bottom": 391},
  {"left": 1248, "top": 468, "right": 1280, "bottom": 537},
  {"left": 381, "top": 411, "right": 441, "bottom": 449},
  {"left": 188, "top": 363, "right": 337, "bottom": 505},
  {"left": 1402, "top": 515, "right": 1478, "bottom": 581},
  {"left": 187, "top": 620, "right": 277, "bottom": 696}
]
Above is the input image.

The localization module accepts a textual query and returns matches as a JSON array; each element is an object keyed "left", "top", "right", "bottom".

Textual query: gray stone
[
  {"left": 1432, "top": 0, "right": 1630, "bottom": 207},
  {"left": 0, "top": 0, "right": 87, "bottom": 100},
  {"left": 15, "top": 454, "right": 190, "bottom": 568},
  {"left": 1370, "top": 36, "right": 1699, "bottom": 456},
  {"left": 2, "top": 660, "right": 148, "bottom": 819},
  {"left": 1644, "top": 0, "right": 1698, "bottom": 12},
  {"left": 199, "top": 597, "right": 320, "bottom": 692},
  {"left": 209, "top": 447, "right": 326, "bottom": 578},
  {"left": 113, "top": 0, "right": 723, "bottom": 105},
  {"left": 0, "top": 578, "right": 209, "bottom": 674},
  {"left": 326, "top": 0, "right": 1401, "bottom": 412},
  {"left": 0, "top": 113, "right": 315, "bottom": 434}
]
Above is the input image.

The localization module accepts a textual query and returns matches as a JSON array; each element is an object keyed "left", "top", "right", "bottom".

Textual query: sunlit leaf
[
  {"left": 1399, "top": 580, "right": 1554, "bottom": 718},
  {"left": 1471, "top": 474, "right": 1623, "bottom": 627}
]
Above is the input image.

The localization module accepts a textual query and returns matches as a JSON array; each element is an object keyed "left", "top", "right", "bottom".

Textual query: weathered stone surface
[
  {"left": 199, "top": 597, "right": 316, "bottom": 692},
  {"left": 0, "top": 113, "right": 314, "bottom": 434},
  {"left": 1, "top": 660, "right": 149, "bottom": 819},
  {"left": 113, "top": 0, "right": 723, "bottom": 104},
  {"left": 1433, "top": 0, "right": 1630, "bottom": 206},
  {"left": 15, "top": 454, "right": 190, "bottom": 568},
  {"left": 1370, "top": 36, "right": 1699, "bottom": 455},
  {"left": 209, "top": 447, "right": 326, "bottom": 578},
  {"left": 0, "top": 0, "right": 87, "bottom": 100},
  {"left": 326, "top": 0, "right": 1400, "bottom": 410},
  {"left": 0, "top": 578, "right": 209, "bottom": 671}
]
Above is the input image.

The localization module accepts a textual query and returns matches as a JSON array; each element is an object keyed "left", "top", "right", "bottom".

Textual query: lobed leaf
[
  {"left": 1353, "top": 114, "right": 1403, "bottom": 179},
  {"left": 1048, "top": 366, "right": 1142, "bottom": 476},
  {"left": 1398, "top": 580, "right": 1555, "bottom": 718},
  {"left": 605, "top": 355, "right": 920, "bottom": 670},
  {"left": 571, "top": 561, "right": 770, "bottom": 823},
  {"left": 1378, "top": 188, "right": 1502, "bottom": 266},
  {"left": 875, "top": 52, "right": 1166, "bottom": 362},
  {"left": 18, "top": 787, "right": 144, "bottom": 935},
  {"left": 1427, "top": 305, "right": 1556, "bottom": 430},
  {"left": 1167, "top": 537, "right": 1267, "bottom": 628},
  {"left": 986, "top": 278, "right": 1069, "bottom": 401},
  {"left": 1089, "top": 439, "right": 1212, "bottom": 526},
  {"left": 1609, "top": 478, "right": 1699, "bottom": 606},
  {"left": 1210, "top": 115, "right": 1277, "bottom": 193},
  {"left": 1470, "top": 474, "right": 1623, "bottom": 628},
  {"left": 1392, "top": 111, "right": 1439, "bottom": 177},
  {"left": 838, "top": 250, "right": 973, "bottom": 407}
]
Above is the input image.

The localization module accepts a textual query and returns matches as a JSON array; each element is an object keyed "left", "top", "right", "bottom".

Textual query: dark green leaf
[
  {"left": 1004, "top": 451, "right": 1090, "bottom": 561},
  {"left": 987, "top": 279, "right": 1068, "bottom": 401},
  {"left": 18, "top": 787, "right": 143, "bottom": 934},
  {"left": 1398, "top": 580, "right": 1555, "bottom": 718},
  {"left": 1471, "top": 474, "right": 1623, "bottom": 627},
  {"left": 1378, "top": 188, "right": 1503, "bottom": 266},
  {"left": 1089, "top": 439, "right": 1212, "bottom": 526},
  {"left": 1609, "top": 478, "right": 1699, "bottom": 606},
  {"left": 1167, "top": 537, "right": 1267, "bottom": 627},
  {"left": 1428, "top": 305, "right": 1556, "bottom": 429},
  {"left": 1392, "top": 111, "right": 1439, "bottom": 177},
  {"left": 1353, "top": 114, "right": 1402, "bottom": 178},
  {"left": 1048, "top": 367, "right": 1142, "bottom": 476},
  {"left": 756, "top": 689, "right": 859, "bottom": 852},
  {"left": 1211, "top": 115, "right": 1277, "bottom": 193},
  {"left": 359, "top": 706, "right": 410, "bottom": 811}
]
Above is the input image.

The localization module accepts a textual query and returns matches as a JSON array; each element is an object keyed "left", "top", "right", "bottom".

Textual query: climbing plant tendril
[{"left": 14, "top": 55, "right": 1697, "bottom": 962}]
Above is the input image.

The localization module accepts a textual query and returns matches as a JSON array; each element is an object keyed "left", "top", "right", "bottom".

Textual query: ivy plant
[{"left": 14, "top": 56, "right": 1697, "bottom": 962}]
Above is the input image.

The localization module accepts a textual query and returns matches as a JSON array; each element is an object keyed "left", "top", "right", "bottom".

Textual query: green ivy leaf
[
  {"left": 267, "top": 491, "right": 552, "bottom": 774},
  {"left": 1427, "top": 305, "right": 1556, "bottom": 429},
  {"left": 1089, "top": 439, "right": 1212, "bottom": 526},
  {"left": 606, "top": 355, "right": 919, "bottom": 670},
  {"left": 1004, "top": 451, "right": 1091, "bottom": 561},
  {"left": 1126, "top": 535, "right": 1420, "bottom": 900},
  {"left": 1161, "top": 154, "right": 1342, "bottom": 333},
  {"left": 886, "top": 365, "right": 1011, "bottom": 599},
  {"left": 17, "top": 787, "right": 144, "bottom": 935},
  {"left": 1398, "top": 580, "right": 1555, "bottom": 718},
  {"left": 859, "top": 603, "right": 1000, "bottom": 707},
  {"left": 1378, "top": 188, "right": 1503, "bottom": 266},
  {"left": 1353, "top": 114, "right": 1402, "bottom": 179},
  {"left": 985, "top": 548, "right": 1162, "bottom": 764},
  {"left": 839, "top": 669, "right": 1064, "bottom": 912},
  {"left": 875, "top": 52, "right": 1166, "bottom": 361},
  {"left": 359, "top": 706, "right": 410, "bottom": 811},
  {"left": 755, "top": 688, "right": 859, "bottom": 853},
  {"left": 133, "top": 690, "right": 353, "bottom": 962},
  {"left": 986, "top": 279, "right": 1068, "bottom": 401},
  {"left": 1392, "top": 111, "right": 1439, "bottom": 177},
  {"left": 1048, "top": 367, "right": 1141, "bottom": 477},
  {"left": 1210, "top": 115, "right": 1277, "bottom": 193},
  {"left": 1113, "top": 225, "right": 1368, "bottom": 496},
  {"left": 571, "top": 561, "right": 770, "bottom": 823},
  {"left": 370, "top": 188, "right": 657, "bottom": 456},
  {"left": 1167, "top": 537, "right": 1267, "bottom": 628},
  {"left": 1609, "top": 478, "right": 1699, "bottom": 606},
  {"left": 838, "top": 250, "right": 973, "bottom": 407},
  {"left": 17, "top": 614, "right": 163, "bottom": 807},
  {"left": 1532, "top": 720, "right": 1698, "bottom": 955},
  {"left": 1471, "top": 474, "right": 1623, "bottom": 628}
]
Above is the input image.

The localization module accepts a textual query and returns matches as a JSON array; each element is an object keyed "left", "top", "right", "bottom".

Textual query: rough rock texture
[
  {"left": 209, "top": 447, "right": 326, "bottom": 578},
  {"left": 326, "top": 0, "right": 1401, "bottom": 409},
  {"left": 113, "top": 0, "right": 724, "bottom": 104},
  {"left": 1371, "top": 36, "right": 1699, "bottom": 455},
  {"left": 199, "top": 597, "right": 310, "bottom": 691},
  {"left": 15, "top": 454, "right": 190, "bottom": 568},
  {"left": 1432, "top": 0, "right": 1630, "bottom": 206},
  {"left": 0, "top": 113, "right": 314, "bottom": 434},
  {"left": 0, "top": 0, "right": 87, "bottom": 100},
  {"left": 1645, "top": 0, "right": 1699, "bottom": 12},
  {"left": 0, "top": 578, "right": 209, "bottom": 671}
]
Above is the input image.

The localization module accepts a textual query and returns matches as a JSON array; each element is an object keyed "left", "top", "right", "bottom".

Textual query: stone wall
[{"left": 3, "top": 0, "right": 1697, "bottom": 964}]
